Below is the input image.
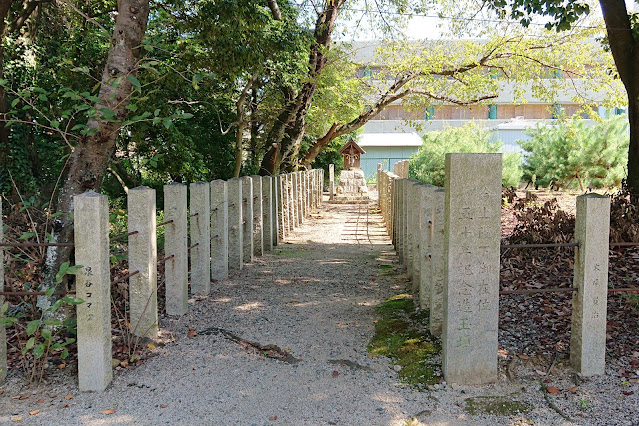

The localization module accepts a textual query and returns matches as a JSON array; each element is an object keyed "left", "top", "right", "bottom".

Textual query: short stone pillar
[
  {"left": 570, "top": 194, "right": 610, "bottom": 376},
  {"left": 74, "top": 192, "right": 112, "bottom": 392},
  {"left": 296, "top": 172, "right": 303, "bottom": 225},
  {"left": 251, "top": 176, "right": 264, "bottom": 256},
  {"left": 442, "top": 153, "right": 501, "bottom": 385},
  {"left": 190, "top": 182, "right": 211, "bottom": 295},
  {"left": 430, "top": 188, "right": 445, "bottom": 337},
  {"left": 210, "top": 180, "right": 228, "bottom": 281},
  {"left": 164, "top": 183, "right": 188, "bottom": 316},
  {"left": 241, "top": 176, "right": 254, "bottom": 263},
  {"left": 276, "top": 175, "right": 287, "bottom": 240},
  {"left": 0, "top": 198, "right": 5, "bottom": 384},
  {"left": 262, "top": 176, "right": 274, "bottom": 252},
  {"left": 271, "top": 176, "right": 279, "bottom": 247},
  {"left": 329, "top": 165, "right": 335, "bottom": 201},
  {"left": 227, "top": 178, "right": 243, "bottom": 270},
  {"left": 128, "top": 186, "right": 158, "bottom": 338}
]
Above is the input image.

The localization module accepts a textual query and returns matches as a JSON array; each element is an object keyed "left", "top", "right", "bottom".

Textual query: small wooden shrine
[{"left": 338, "top": 139, "right": 366, "bottom": 170}]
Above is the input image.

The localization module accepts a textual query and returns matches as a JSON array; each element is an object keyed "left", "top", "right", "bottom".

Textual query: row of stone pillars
[
  {"left": 0, "top": 169, "right": 324, "bottom": 390},
  {"left": 378, "top": 154, "right": 610, "bottom": 384}
]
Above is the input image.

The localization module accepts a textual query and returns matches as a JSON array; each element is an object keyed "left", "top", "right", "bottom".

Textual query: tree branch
[{"left": 267, "top": 0, "right": 281, "bottom": 20}]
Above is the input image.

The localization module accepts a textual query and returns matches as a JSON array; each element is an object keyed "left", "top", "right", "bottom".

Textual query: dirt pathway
[{"left": 2, "top": 199, "right": 638, "bottom": 425}]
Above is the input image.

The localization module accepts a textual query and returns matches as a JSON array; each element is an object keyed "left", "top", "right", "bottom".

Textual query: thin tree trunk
[{"left": 41, "top": 0, "right": 150, "bottom": 295}]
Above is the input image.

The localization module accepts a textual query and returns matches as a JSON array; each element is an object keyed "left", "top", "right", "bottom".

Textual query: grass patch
[
  {"left": 368, "top": 294, "right": 441, "bottom": 389},
  {"left": 464, "top": 396, "right": 533, "bottom": 416},
  {"left": 273, "top": 248, "right": 313, "bottom": 258},
  {"left": 378, "top": 264, "right": 394, "bottom": 269}
]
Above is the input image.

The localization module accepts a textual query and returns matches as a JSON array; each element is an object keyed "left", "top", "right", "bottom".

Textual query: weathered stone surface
[
  {"left": 262, "top": 176, "right": 274, "bottom": 252},
  {"left": 430, "top": 188, "right": 445, "bottom": 337},
  {"left": 227, "top": 178, "right": 243, "bottom": 270},
  {"left": 210, "top": 180, "right": 229, "bottom": 280},
  {"left": 128, "top": 186, "right": 158, "bottom": 338},
  {"left": 570, "top": 194, "right": 610, "bottom": 376},
  {"left": 0, "top": 199, "right": 5, "bottom": 384},
  {"left": 393, "top": 160, "right": 409, "bottom": 178},
  {"left": 276, "top": 175, "right": 287, "bottom": 240},
  {"left": 74, "top": 192, "right": 113, "bottom": 392},
  {"left": 251, "top": 176, "right": 263, "bottom": 256},
  {"left": 442, "top": 153, "right": 501, "bottom": 385},
  {"left": 241, "top": 176, "right": 254, "bottom": 264},
  {"left": 190, "top": 182, "right": 211, "bottom": 295},
  {"left": 287, "top": 174, "right": 296, "bottom": 230},
  {"left": 271, "top": 175, "right": 279, "bottom": 247},
  {"left": 296, "top": 172, "right": 303, "bottom": 225},
  {"left": 417, "top": 185, "right": 435, "bottom": 309},
  {"left": 164, "top": 183, "right": 188, "bottom": 316}
]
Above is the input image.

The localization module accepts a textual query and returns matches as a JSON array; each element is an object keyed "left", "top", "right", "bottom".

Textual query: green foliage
[
  {"left": 408, "top": 123, "right": 522, "bottom": 187},
  {"left": 518, "top": 116, "right": 628, "bottom": 189}
]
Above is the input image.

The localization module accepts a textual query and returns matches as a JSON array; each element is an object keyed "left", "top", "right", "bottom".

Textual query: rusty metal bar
[
  {"left": 0, "top": 242, "right": 74, "bottom": 247},
  {"left": 0, "top": 291, "right": 75, "bottom": 296},
  {"left": 188, "top": 213, "right": 199, "bottom": 218},
  {"left": 157, "top": 220, "right": 174, "bottom": 227},
  {"left": 501, "top": 242, "right": 579, "bottom": 249},
  {"left": 111, "top": 230, "right": 139, "bottom": 242},
  {"left": 608, "top": 287, "right": 639, "bottom": 293},
  {"left": 188, "top": 243, "right": 199, "bottom": 252},
  {"left": 157, "top": 254, "right": 175, "bottom": 265},
  {"left": 499, "top": 287, "right": 578, "bottom": 295},
  {"left": 111, "top": 269, "right": 140, "bottom": 285},
  {"left": 610, "top": 242, "right": 639, "bottom": 247}
]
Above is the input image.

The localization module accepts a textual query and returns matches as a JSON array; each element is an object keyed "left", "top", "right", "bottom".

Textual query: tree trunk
[
  {"left": 41, "top": 0, "right": 150, "bottom": 296},
  {"left": 627, "top": 93, "right": 639, "bottom": 195}
]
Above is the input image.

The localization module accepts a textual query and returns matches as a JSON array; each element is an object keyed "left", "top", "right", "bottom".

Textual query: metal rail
[
  {"left": 111, "top": 270, "right": 140, "bottom": 285},
  {"left": 111, "top": 231, "right": 139, "bottom": 242},
  {"left": 157, "top": 254, "right": 175, "bottom": 265},
  {"left": 500, "top": 287, "right": 578, "bottom": 295},
  {"left": 156, "top": 220, "right": 174, "bottom": 227}
]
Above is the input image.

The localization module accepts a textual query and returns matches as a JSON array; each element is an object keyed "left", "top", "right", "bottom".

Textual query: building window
[
  {"left": 551, "top": 104, "right": 564, "bottom": 119},
  {"left": 488, "top": 104, "right": 497, "bottom": 119},
  {"left": 363, "top": 66, "right": 372, "bottom": 77},
  {"left": 425, "top": 106, "right": 434, "bottom": 120}
]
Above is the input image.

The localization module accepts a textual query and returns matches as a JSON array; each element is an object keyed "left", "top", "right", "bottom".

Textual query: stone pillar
[
  {"left": 430, "top": 188, "right": 445, "bottom": 337},
  {"left": 329, "top": 164, "right": 335, "bottom": 201},
  {"left": 417, "top": 185, "right": 433, "bottom": 307},
  {"left": 289, "top": 173, "right": 297, "bottom": 228},
  {"left": 210, "top": 180, "right": 229, "bottom": 281},
  {"left": 164, "top": 183, "right": 188, "bottom": 316},
  {"left": 128, "top": 186, "right": 158, "bottom": 338},
  {"left": 262, "top": 176, "right": 274, "bottom": 252},
  {"left": 442, "top": 153, "right": 501, "bottom": 385},
  {"left": 241, "top": 176, "right": 254, "bottom": 263},
  {"left": 74, "top": 192, "right": 112, "bottom": 392},
  {"left": 271, "top": 175, "right": 279, "bottom": 247},
  {"left": 227, "top": 178, "right": 243, "bottom": 270},
  {"left": 570, "top": 194, "right": 610, "bottom": 376},
  {"left": 251, "top": 176, "right": 263, "bottom": 257},
  {"left": 276, "top": 175, "right": 287, "bottom": 241},
  {"left": 0, "top": 199, "right": 5, "bottom": 384},
  {"left": 406, "top": 180, "right": 417, "bottom": 282},
  {"left": 296, "top": 172, "right": 303, "bottom": 225},
  {"left": 190, "top": 182, "right": 211, "bottom": 295},
  {"left": 306, "top": 172, "right": 311, "bottom": 214}
]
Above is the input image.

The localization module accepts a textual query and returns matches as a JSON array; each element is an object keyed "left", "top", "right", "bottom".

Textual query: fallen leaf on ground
[
  {"left": 29, "top": 410, "right": 40, "bottom": 416},
  {"left": 187, "top": 328, "right": 197, "bottom": 338},
  {"left": 147, "top": 343, "right": 156, "bottom": 350},
  {"left": 547, "top": 387, "right": 560, "bottom": 394},
  {"left": 37, "top": 399, "right": 45, "bottom": 404},
  {"left": 332, "top": 370, "right": 339, "bottom": 377},
  {"left": 11, "top": 417, "right": 22, "bottom": 422},
  {"left": 269, "top": 416, "right": 278, "bottom": 421},
  {"left": 567, "top": 387, "right": 578, "bottom": 393},
  {"left": 18, "top": 395, "right": 29, "bottom": 400},
  {"left": 101, "top": 409, "right": 116, "bottom": 415},
  {"left": 622, "top": 390, "right": 634, "bottom": 396},
  {"left": 518, "top": 354, "right": 530, "bottom": 360},
  {"left": 63, "top": 404, "right": 69, "bottom": 408},
  {"left": 160, "top": 404, "right": 168, "bottom": 408},
  {"left": 65, "top": 395, "right": 74, "bottom": 400},
  {"left": 58, "top": 363, "right": 66, "bottom": 369}
]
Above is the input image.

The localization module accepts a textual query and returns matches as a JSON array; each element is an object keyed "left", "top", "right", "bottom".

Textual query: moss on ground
[
  {"left": 464, "top": 396, "right": 533, "bottom": 416},
  {"left": 368, "top": 294, "right": 441, "bottom": 388}
]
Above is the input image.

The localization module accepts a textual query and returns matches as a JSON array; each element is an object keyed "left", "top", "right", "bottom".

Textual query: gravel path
[{"left": 1, "top": 199, "right": 638, "bottom": 424}]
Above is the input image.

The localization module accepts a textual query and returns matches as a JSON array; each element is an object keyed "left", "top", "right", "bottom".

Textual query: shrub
[
  {"left": 518, "top": 116, "right": 628, "bottom": 190},
  {"left": 409, "top": 122, "right": 522, "bottom": 187}
]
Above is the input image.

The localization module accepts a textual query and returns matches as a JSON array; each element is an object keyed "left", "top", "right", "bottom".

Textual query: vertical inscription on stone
[{"left": 442, "top": 153, "right": 501, "bottom": 385}]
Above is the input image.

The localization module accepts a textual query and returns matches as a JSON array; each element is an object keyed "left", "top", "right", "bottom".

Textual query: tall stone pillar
[
  {"left": 128, "top": 186, "right": 158, "bottom": 338},
  {"left": 164, "top": 183, "right": 188, "bottom": 316},
  {"left": 570, "top": 194, "right": 610, "bottom": 376},
  {"left": 430, "top": 188, "right": 445, "bottom": 337},
  {"left": 442, "top": 153, "right": 501, "bottom": 385},
  {"left": 227, "top": 178, "right": 243, "bottom": 270},
  {"left": 210, "top": 180, "right": 228, "bottom": 280},
  {"left": 74, "top": 192, "right": 112, "bottom": 392},
  {"left": 189, "top": 182, "right": 211, "bottom": 295},
  {"left": 262, "top": 176, "right": 274, "bottom": 252},
  {"left": 251, "top": 176, "right": 263, "bottom": 256},
  {"left": 241, "top": 176, "right": 254, "bottom": 263}
]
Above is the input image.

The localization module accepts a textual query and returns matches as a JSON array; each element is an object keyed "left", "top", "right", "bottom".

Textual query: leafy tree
[
  {"left": 409, "top": 122, "right": 522, "bottom": 187},
  {"left": 484, "top": 0, "right": 639, "bottom": 194},
  {"left": 519, "top": 116, "right": 628, "bottom": 189}
]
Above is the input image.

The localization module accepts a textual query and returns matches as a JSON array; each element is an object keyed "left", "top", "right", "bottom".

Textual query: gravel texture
[{"left": 1, "top": 197, "right": 638, "bottom": 425}]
